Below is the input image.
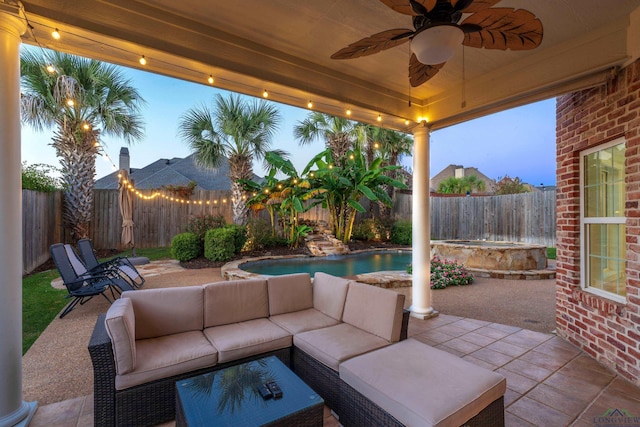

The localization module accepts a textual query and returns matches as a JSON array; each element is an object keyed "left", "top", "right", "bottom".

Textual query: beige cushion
[
  {"left": 342, "top": 282, "right": 405, "bottom": 342},
  {"left": 204, "top": 279, "right": 269, "bottom": 327},
  {"left": 104, "top": 298, "right": 136, "bottom": 375},
  {"left": 294, "top": 323, "right": 390, "bottom": 371},
  {"left": 123, "top": 286, "right": 204, "bottom": 340},
  {"left": 267, "top": 273, "right": 313, "bottom": 315},
  {"left": 312, "top": 272, "right": 351, "bottom": 321},
  {"left": 204, "top": 319, "right": 292, "bottom": 363},
  {"left": 115, "top": 331, "right": 217, "bottom": 390},
  {"left": 270, "top": 308, "right": 340, "bottom": 334},
  {"left": 340, "top": 339, "right": 506, "bottom": 427}
]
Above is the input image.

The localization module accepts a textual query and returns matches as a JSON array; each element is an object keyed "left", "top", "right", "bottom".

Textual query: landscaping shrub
[
  {"left": 185, "top": 214, "right": 227, "bottom": 245},
  {"left": 245, "top": 218, "right": 287, "bottom": 250},
  {"left": 406, "top": 257, "right": 474, "bottom": 289},
  {"left": 351, "top": 219, "right": 376, "bottom": 241},
  {"left": 225, "top": 224, "right": 248, "bottom": 253},
  {"left": 204, "top": 227, "right": 235, "bottom": 261},
  {"left": 390, "top": 220, "right": 412, "bottom": 245},
  {"left": 429, "top": 257, "right": 474, "bottom": 289},
  {"left": 171, "top": 232, "right": 201, "bottom": 261}
]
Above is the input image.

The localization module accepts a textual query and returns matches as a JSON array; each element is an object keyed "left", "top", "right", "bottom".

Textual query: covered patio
[{"left": 1, "top": 0, "right": 640, "bottom": 425}]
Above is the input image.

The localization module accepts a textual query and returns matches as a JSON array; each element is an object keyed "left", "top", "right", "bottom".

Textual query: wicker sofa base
[
  {"left": 339, "top": 379, "right": 505, "bottom": 427},
  {"left": 89, "top": 314, "right": 291, "bottom": 427},
  {"left": 292, "top": 347, "right": 343, "bottom": 416}
]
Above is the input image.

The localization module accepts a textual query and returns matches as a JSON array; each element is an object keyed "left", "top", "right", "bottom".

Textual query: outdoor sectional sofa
[{"left": 89, "top": 272, "right": 506, "bottom": 426}]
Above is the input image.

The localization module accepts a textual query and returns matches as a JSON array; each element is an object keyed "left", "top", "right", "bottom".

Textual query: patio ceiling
[{"left": 18, "top": 0, "right": 640, "bottom": 132}]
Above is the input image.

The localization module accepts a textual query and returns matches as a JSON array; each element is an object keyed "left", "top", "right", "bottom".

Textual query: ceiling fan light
[{"left": 411, "top": 25, "right": 463, "bottom": 65}]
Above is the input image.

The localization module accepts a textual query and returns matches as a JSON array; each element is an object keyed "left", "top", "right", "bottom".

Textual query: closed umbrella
[{"left": 118, "top": 169, "right": 136, "bottom": 256}]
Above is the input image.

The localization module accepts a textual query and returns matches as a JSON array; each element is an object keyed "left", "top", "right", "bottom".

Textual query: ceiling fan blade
[
  {"left": 331, "top": 29, "right": 413, "bottom": 59},
  {"left": 461, "top": 8, "right": 543, "bottom": 50},
  {"left": 409, "top": 54, "right": 445, "bottom": 87},
  {"left": 456, "top": 0, "right": 501, "bottom": 14},
  {"left": 378, "top": 0, "right": 437, "bottom": 16}
]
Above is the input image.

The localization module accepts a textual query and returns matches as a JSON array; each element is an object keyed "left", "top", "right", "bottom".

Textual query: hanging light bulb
[
  {"left": 46, "top": 64, "right": 55, "bottom": 73},
  {"left": 139, "top": 55, "right": 147, "bottom": 65},
  {"left": 377, "top": 114, "right": 382, "bottom": 122},
  {"left": 262, "top": 89, "right": 269, "bottom": 98},
  {"left": 208, "top": 75, "right": 214, "bottom": 84},
  {"left": 346, "top": 108, "right": 352, "bottom": 116},
  {"left": 307, "top": 100, "right": 313, "bottom": 109},
  {"left": 405, "top": 119, "right": 410, "bottom": 125},
  {"left": 83, "top": 123, "right": 91, "bottom": 131},
  {"left": 51, "top": 28, "right": 61, "bottom": 40},
  {"left": 66, "top": 99, "right": 75, "bottom": 107}
]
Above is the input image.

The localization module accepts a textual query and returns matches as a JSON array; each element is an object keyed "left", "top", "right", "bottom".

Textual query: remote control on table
[
  {"left": 257, "top": 383, "right": 273, "bottom": 400},
  {"left": 266, "top": 381, "right": 283, "bottom": 399}
]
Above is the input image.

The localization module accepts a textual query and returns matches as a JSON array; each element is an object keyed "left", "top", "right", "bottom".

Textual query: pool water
[{"left": 241, "top": 251, "right": 412, "bottom": 277}]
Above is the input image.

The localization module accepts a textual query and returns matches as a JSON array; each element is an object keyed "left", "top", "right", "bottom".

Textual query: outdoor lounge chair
[
  {"left": 77, "top": 238, "right": 145, "bottom": 288},
  {"left": 50, "top": 243, "right": 121, "bottom": 318},
  {"left": 63, "top": 244, "right": 136, "bottom": 294}
]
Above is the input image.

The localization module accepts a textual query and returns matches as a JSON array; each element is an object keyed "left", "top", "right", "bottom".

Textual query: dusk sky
[{"left": 21, "top": 54, "right": 557, "bottom": 187}]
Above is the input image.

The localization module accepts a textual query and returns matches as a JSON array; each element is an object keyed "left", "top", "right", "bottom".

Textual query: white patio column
[
  {"left": 0, "top": 4, "right": 37, "bottom": 427},
  {"left": 410, "top": 123, "right": 437, "bottom": 319}
]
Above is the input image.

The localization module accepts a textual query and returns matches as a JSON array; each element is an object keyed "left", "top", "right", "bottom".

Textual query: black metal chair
[
  {"left": 50, "top": 243, "right": 120, "bottom": 318},
  {"left": 77, "top": 238, "right": 145, "bottom": 288},
  {"left": 64, "top": 244, "right": 136, "bottom": 294}
]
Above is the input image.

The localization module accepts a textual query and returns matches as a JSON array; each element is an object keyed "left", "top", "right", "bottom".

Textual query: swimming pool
[{"left": 240, "top": 251, "right": 412, "bottom": 277}]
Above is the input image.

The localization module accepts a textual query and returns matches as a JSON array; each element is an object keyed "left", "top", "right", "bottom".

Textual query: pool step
[{"left": 305, "top": 233, "right": 350, "bottom": 257}]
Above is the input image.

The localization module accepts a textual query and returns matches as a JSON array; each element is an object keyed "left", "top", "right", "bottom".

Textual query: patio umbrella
[{"left": 118, "top": 169, "right": 136, "bottom": 256}]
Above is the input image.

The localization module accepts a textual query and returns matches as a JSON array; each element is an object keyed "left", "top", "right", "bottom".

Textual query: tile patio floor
[{"left": 30, "top": 314, "right": 640, "bottom": 427}]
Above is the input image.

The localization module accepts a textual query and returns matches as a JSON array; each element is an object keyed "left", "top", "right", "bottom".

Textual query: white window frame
[{"left": 579, "top": 137, "right": 626, "bottom": 304}]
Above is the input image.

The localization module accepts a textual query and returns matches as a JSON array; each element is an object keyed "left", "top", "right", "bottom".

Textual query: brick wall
[{"left": 556, "top": 58, "right": 640, "bottom": 385}]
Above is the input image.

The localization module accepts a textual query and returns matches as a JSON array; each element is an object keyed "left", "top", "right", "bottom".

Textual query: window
[{"left": 581, "top": 139, "right": 626, "bottom": 301}]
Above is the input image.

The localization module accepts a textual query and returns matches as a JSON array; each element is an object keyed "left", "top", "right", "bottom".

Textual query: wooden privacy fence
[
  {"left": 394, "top": 191, "right": 557, "bottom": 247},
  {"left": 22, "top": 190, "right": 64, "bottom": 275},
  {"left": 90, "top": 189, "right": 234, "bottom": 249},
  {"left": 22, "top": 188, "right": 556, "bottom": 274}
]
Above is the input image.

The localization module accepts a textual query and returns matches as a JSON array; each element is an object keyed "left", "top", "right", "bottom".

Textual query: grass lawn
[{"left": 22, "top": 246, "right": 172, "bottom": 355}]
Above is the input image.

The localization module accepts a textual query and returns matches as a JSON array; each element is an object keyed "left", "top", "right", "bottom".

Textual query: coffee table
[{"left": 175, "top": 356, "right": 324, "bottom": 426}]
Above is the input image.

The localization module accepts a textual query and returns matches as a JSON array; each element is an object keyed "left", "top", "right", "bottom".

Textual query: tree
[
  {"left": 495, "top": 175, "right": 529, "bottom": 195},
  {"left": 305, "top": 148, "right": 407, "bottom": 243},
  {"left": 437, "top": 175, "right": 486, "bottom": 194},
  {"left": 293, "top": 112, "right": 360, "bottom": 160},
  {"left": 20, "top": 50, "right": 145, "bottom": 240},
  {"left": 178, "top": 94, "right": 283, "bottom": 225},
  {"left": 21, "top": 162, "right": 62, "bottom": 192}
]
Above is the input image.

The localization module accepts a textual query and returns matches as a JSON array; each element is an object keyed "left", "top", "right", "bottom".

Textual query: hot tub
[{"left": 431, "top": 240, "right": 547, "bottom": 271}]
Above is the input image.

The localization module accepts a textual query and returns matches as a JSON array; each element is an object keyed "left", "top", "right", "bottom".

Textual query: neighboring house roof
[
  {"left": 94, "top": 150, "right": 261, "bottom": 190},
  {"left": 430, "top": 164, "right": 497, "bottom": 193}
]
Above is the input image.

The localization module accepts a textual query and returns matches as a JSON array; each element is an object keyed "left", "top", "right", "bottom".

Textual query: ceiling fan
[{"left": 331, "top": 0, "right": 543, "bottom": 87}]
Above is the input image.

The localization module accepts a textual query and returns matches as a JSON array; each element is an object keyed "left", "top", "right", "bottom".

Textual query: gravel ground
[{"left": 23, "top": 262, "right": 555, "bottom": 406}]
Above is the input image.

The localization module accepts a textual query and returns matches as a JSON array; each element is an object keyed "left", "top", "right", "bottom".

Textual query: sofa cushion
[
  {"left": 270, "top": 308, "right": 340, "bottom": 335},
  {"left": 312, "top": 272, "right": 351, "bottom": 321},
  {"left": 342, "top": 281, "right": 405, "bottom": 342},
  {"left": 115, "top": 331, "right": 217, "bottom": 390},
  {"left": 267, "top": 273, "right": 313, "bottom": 315},
  {"left": 123, "top": 286, "right": 204, "bottom": 339},
  {"left": 204, "top": 318, "right": 292, "bottom": 363},
  {"left": 104, "top": 298, "right": 136, "bottom": 375},
  {"left": 204, "top": 279, "right": 269, "bottom": 327},
  {"left": 294, "top": 323, "right": 391, "bottom": 371},
  {"left": 339, "top": 339, "right": 506, "bottom": 427}
]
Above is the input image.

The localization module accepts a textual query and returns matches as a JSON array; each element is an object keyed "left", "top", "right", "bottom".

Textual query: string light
[
  {"left": 405, "top": 119, "right": 410, "bottom": 125},
  {"left": 83, "top": 123, "right": 91, "bottom": 131},
  {"left": 66, "top": 99, "right": 74, "bottom": 107},
  {"left": 377, "top": 114, "right": 382, "bottom": 122},
  {"left": 23, "top": 13, "right": 415, "bottom": 130}
]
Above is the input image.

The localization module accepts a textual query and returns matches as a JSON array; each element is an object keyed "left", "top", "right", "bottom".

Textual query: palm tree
[
  {"left": 178, "top": 94, "right": 282, "bottom": 225},
  {"left": 293, "top": 112, "right": 359, "bottom": 160},
  {"left": 20, "top": 49, "right": 145, "bottom": 240}
]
